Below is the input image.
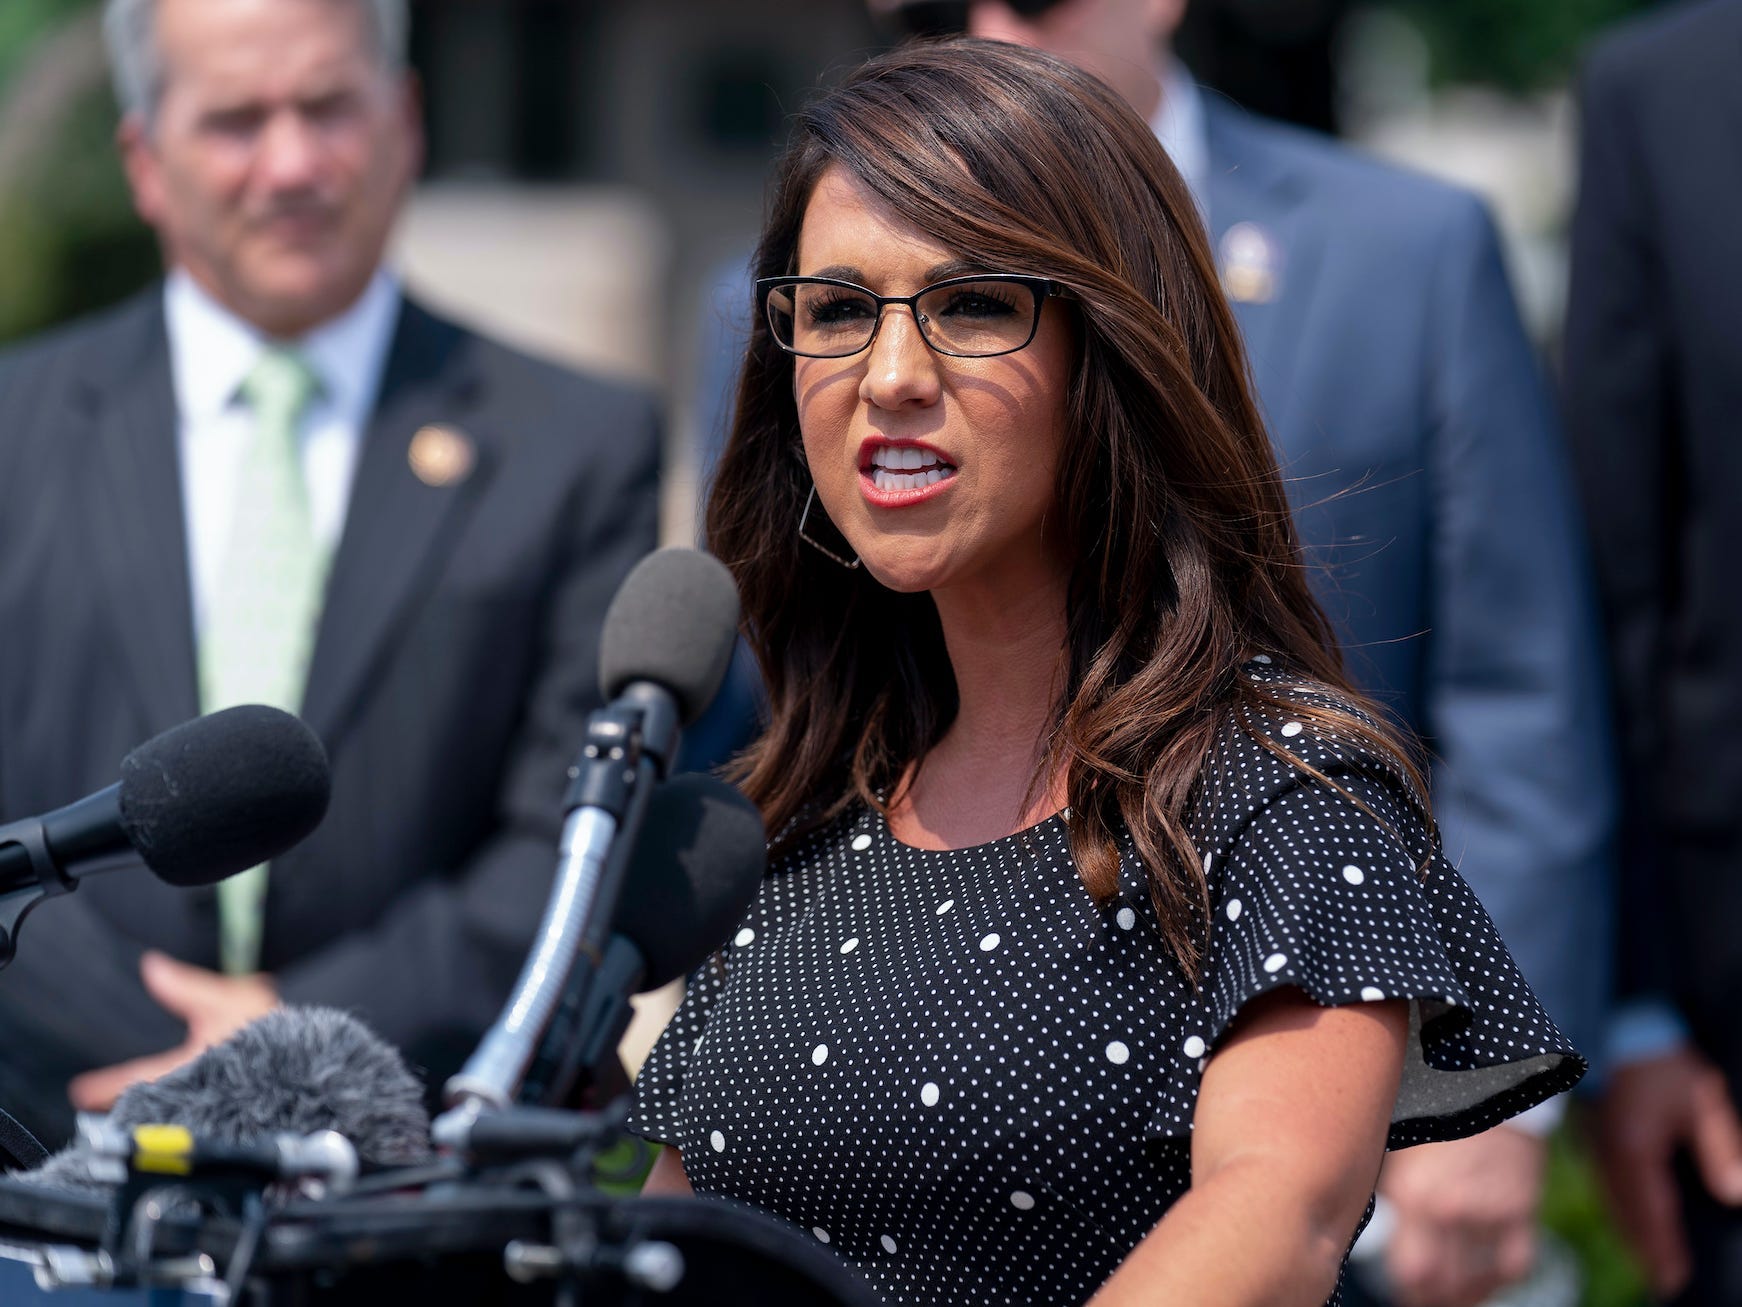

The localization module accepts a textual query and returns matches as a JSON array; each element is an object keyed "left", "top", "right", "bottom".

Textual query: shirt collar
[
  {"left": 299, "top": 270, "right": 401, "bottom": 423},
  {"left": 163, "top": 268, "right": 402, "bottom": 422},
  {"left": 164, "top": 270, "right": 265, "bottom": 423},
  {"left": 1149, "top": 58, "right": 1209, "bottom": 210}
]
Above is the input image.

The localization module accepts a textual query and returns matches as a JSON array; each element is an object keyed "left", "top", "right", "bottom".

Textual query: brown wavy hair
[{"left": 706, "top": 37, "right": 1426, "bottom": 979}]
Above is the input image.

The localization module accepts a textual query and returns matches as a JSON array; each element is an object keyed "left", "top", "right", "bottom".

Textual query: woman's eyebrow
[
  {"left": 924, "top": 258, "right": 990, "bottom": 282},
  {"left": 797, "top": 260, "right": 994, "bottom": 286}
]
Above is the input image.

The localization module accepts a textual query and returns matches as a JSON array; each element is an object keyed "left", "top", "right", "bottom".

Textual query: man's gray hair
[{"left": 103, "top": 0, "right": 409, "bottom": 122}]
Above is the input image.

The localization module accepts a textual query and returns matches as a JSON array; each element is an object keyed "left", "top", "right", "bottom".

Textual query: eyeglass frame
[{"left": 756, "top": 272, "right": 1073, "bottom": 360}]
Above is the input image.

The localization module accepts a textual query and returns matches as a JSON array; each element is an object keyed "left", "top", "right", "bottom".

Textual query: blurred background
[
  {"left": 0, "top": 1, "right": 1664, "bottom": 1300},
  {"left": 0, "top": 0, "right": 1653, "bottom": 538}
]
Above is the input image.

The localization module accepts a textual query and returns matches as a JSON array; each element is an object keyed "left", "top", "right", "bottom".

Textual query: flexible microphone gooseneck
[
  {"left": 439, "top": 771, "right": 765, "bottom": 1150},
  {"left": 511, "top": 770, "right": 766, "bottom": 1109},
  {"left": 442, "top": 549, "right": 741, "bottom": 1113},
  {"left": 0, "top": 705, "right": 332, "bottom": 968}
]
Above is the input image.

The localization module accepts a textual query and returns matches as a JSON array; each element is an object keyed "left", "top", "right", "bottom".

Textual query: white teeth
[
  {"left": 866, "top": 446, "right": 955, "bottom": 492},
  {"left": 870, "top": 446, "right": 946, "bottom": 473},
  {"left": 871, "top": 467, "right": 952, "bottom": 492}
]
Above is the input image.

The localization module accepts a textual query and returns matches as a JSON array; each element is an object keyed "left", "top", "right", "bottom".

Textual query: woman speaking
[{"left": 630, "top": 37, "right": 1581, "bottom": 1306}]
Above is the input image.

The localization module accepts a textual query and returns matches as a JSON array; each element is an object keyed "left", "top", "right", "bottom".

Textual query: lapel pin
[
  {"left": 1219, "top": 221, "right": 1283, "bottom": 305},
  {"left": 408, "top": 423, "right": 475, "bottom": 488}
]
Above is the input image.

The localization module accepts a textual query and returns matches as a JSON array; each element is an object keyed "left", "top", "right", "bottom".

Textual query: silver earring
[{"left": 798, "top": 485, "right": 861, "bottom": 570}]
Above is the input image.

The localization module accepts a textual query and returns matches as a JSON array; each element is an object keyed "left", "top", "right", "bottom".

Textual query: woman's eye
[
  {"left": 937, "top": 288, "right": 1019, "bottom": 319},
  {"left": 805, "top": 294, "right": 876, "bottom": 326}
]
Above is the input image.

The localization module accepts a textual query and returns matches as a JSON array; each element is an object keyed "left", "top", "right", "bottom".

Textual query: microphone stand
[
  {"left": 0, "top": 819, "right": 69, "bottom": 1170},
  {"left": 441, "top": 684, "right": 680, "bottom": 1119}
]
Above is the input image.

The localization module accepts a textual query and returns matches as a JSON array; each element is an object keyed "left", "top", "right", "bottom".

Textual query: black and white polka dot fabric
[{"left": 629, "top": 662, "right": 1585, "bottom": 1305}]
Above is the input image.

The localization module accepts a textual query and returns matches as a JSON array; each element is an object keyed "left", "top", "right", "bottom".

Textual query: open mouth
[{"left": 864, "top": 444, "right": 958, "bottom": 492}]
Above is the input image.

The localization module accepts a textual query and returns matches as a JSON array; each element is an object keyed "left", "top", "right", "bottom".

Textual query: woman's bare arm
[
  {"left": 642, "top": 1146, "right": 696, "bottom": 1196},
  {"left": 1089, "top": 988, "right": 1408, "bottom": 1306}
]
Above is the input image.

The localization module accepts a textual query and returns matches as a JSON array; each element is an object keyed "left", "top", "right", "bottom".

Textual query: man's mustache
[{"left": 249, "top": 195, "right": 340, "bottom": 229}]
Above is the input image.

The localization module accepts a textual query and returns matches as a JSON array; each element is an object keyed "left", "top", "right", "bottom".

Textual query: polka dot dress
[{"left": 630, "top": 663, "right": 1585, "bottom": 1305}]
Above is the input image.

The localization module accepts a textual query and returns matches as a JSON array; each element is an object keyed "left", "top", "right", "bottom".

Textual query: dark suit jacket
[
  {"left": 1201, "top": 102, "right": 1616, "bottom": 1063},
  {"left": 0, "top": 286, "right": 661, "bottom": 1141},
  {"left": 1563, "top": 0, "right": 1742, "bottom": 1059}
]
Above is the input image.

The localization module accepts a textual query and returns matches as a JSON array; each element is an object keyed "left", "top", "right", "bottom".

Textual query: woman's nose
[{"left": 860, "top": 307, "right": 942, "bottom": 410}]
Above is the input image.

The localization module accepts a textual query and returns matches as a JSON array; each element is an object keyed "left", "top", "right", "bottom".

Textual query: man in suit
[
  {"left": 860, "top": 1, "right": 1614, "bottom": 1302},
  {"left": 1564, "top": 3, "right": 1742, "bottom": 1300},
  {"left": 0, "top": 0, "right": 659, "bottom": 1144}
]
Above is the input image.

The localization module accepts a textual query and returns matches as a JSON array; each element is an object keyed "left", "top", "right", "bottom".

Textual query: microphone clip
[
  {"left": 562, "top": 681, "right": 683, "bottom": 822},
  {"left": 0, "top": 817, "right": 76, "bottom": 971},
  {"left": 562, "top": 708, "right": 642, "bottom": 821}
]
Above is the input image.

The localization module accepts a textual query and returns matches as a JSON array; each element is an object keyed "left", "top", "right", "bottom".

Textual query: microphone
[
  {"left": 19, "top": 1007, "right": 431, "bottom": 1194},
  {"left": 445, "top": 549, "right": 741, "bottom": 1112},
  {"left": 596, "top": 547, "right": 743, "bottom": 774},
  {"left": 0, "top": 706, "right": 331, "bottom": 965},
  {"left": 0, "top": 703, "right": 331, "bottom": 890},
  {"left": 511, "top": 771, "right": 766, "bottom": 1110},
  {"left": 609, "top": 772, "right": 767, "bottom": 989}
]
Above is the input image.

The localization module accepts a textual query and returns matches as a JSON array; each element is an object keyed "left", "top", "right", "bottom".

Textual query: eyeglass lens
[
  {"left": 767, "top": 280, "right": 1041, "bottom": 358},
  {"left": 887, "top": 2, "right": 968, "bottom": 36},
  {"left": 884, "top": 0, "right": 1068, "bottom": 38}
]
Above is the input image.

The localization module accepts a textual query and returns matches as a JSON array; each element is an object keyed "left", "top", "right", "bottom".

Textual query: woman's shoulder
[
  {"left": 1221, "top": 657, "right": 1400, "bottom": 762},
  {"left": 1190, "top": 657, "right": 1425, "bottom": 852}
]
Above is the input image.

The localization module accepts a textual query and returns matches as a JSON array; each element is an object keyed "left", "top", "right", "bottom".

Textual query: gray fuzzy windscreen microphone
[
  {"left": 598, "top": 548, "right": 741, "bottom": 726},
  {"left": 21, "top": 1008, "right": 431, "bottom": 1192}
]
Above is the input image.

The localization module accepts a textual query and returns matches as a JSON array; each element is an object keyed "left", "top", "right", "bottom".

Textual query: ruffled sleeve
[
  {"left": 1146, "top": 680, "right": 1585, "bottom": 1145},
  {"left": 627, "top": 950, "right": 733, "bottom": 1149}
]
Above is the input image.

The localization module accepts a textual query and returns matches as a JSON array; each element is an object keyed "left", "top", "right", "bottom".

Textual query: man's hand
[
  {"left": 1595, "top": 1043, "right": 1742, "bottom": 1299},
  {"left": 67, "top": 951, "right": 278, "bottom": 1111},
  {"left": 1380, "top": 1124, "right": 1547, "bottom": 1307}
]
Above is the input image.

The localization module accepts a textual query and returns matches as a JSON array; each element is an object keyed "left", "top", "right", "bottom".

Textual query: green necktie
[{"left": 198, "top": 346, "right": 330, "bottom": 974}]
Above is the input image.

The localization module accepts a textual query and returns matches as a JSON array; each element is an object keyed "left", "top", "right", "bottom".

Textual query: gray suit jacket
[
  {"left": 0, "top": 287, "right": 661, "bottom": 1141},
  {"left": 1202, "top": 101, "right": 1616, "bottom": 1062}
]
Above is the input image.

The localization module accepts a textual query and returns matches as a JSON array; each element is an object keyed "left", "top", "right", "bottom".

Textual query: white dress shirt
[
  {"left": 1149, "top": 59, "right": 1209, "bottom": 212},
  {"left": 165, "top": 269, "right": 401, "bottom": 637}
]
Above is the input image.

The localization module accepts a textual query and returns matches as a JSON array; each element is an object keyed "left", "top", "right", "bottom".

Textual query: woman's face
[{"left": 791, "top": 165, "right": 1075, "bottom": 602}]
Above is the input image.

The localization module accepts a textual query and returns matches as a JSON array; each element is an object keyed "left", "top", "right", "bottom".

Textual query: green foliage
[
  {"left": 0, "top": 0, "right": 159, "bottom": 345},
  {"left": 0, "top": 89, "right": 159, "bottom": 343},
  {"left": 593, "top": 1137, "right": 659, "bottom": 1195},
  {"left": 1383, "top": 0, "right": 1651, "bottom": 92},
  {"left": 0, "top": 0, "right": 97, "bottom": 90},
  {"left": 1541, "top": 1125, "right": 1650, "bottom": 1307}
]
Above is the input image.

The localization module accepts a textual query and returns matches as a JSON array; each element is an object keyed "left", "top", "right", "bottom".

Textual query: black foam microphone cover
[
  {"left": 617, "top": 772, "right": 766, "bottom": 988},
  {"left": 598, "top": 548, "right": 741, "bottom": 725},
  {"left": 119, "top": 705, "right": 331, "bottom": 887}
]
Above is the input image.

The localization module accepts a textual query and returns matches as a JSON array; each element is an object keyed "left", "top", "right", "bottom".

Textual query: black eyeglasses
[
  {"left": 758, "top": 273, "right": 1069, "bottom": 360},
  {"left": 881, "top": 0, "right": 1069, "bottom": 40}
]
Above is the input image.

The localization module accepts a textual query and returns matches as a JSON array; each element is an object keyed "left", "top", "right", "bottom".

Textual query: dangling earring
[{"left": 798, "top": 485, "right": 861, "bottom": 570}]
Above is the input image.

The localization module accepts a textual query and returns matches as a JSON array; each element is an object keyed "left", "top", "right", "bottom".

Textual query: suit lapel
[
  {"left": 86, "top": 292, "right": 201, "bottom": 735},
  {"left": 299, "top": 299, "right": 496, "bottom": 745},
  {"left": 1201, "top": 101, "right": 1326, "bottom": 438},
  {"left": 1732, "top": 19, "right": 1742, "bottom": 185}
]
